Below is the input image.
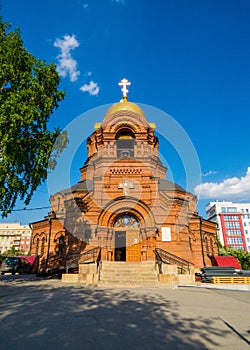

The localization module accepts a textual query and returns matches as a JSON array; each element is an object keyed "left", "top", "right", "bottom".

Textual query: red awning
[
  {"left": 211, "top": 256, "right": 241, "bottom": 269},
  {"left": 17, "top": 256, "right": 38, "bottom": 266}
]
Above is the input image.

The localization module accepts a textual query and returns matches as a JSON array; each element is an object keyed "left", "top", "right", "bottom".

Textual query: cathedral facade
[{"left": 30, "top": 80, "right": 218, "bottom": 273}]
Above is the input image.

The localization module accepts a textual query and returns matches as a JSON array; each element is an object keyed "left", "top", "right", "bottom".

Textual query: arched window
[
  {"left": 205, "top": 236, "right": 209, "bottom": 253},
  {"left": 57, "top": 197, "right": 61, "bottom": 211},
  {"left": 116, "top": 131, "right": 135, "bottom": 158},
  {"left": 41, "top": 237, "right": 45, "bottom": 255},
  {"left": 59, "top": 235, "right": 65, "bottom": 257},
  {"left": 114, "top": 214, "right": 139, "bottom": 228},
  {"left": 189, "top": 236, "right": 192, "bottom": 252},
  {"left": 35, "top": 238, "right": 39, "bottom": 255},
  {"left": 210, "top": 237, "right": 214, "bottom": 255}
]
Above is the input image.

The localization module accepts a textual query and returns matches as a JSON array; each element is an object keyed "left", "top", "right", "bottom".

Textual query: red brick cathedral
[{"left": 31, "top": 79, "right": 217, "bottom": 276}]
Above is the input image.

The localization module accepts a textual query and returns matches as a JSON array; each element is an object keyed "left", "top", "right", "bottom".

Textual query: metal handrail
[
  {"left": 66, "top": 247, "right": 101, "bottom": 273},
  {"left": 80, "top": 247, "right": 101, "bottom": 263},
  {"left": 154, "top": 247, "right": 194, "bottom": 274},
  {"left": 45, "top": 255, "right": 64, "bottom": 266},
  {"left": 39, "top": 254, "right": 65, "bottom": 274}
]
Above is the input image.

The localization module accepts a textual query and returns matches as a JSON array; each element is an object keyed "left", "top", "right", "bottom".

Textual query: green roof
[
  {"left": 158, "top": 179, "right": 185, "bottom": 192},
  {"left": 71, "top": 180, "right": 94, "bottom": 193}
]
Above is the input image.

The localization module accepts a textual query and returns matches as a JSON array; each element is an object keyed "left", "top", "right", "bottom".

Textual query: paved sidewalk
[
  {"left": 178, "top": 283, "right": 250, "bottom": 291},
  {"left": 0, "top": 278, "right": 249, "bottom": 350}
]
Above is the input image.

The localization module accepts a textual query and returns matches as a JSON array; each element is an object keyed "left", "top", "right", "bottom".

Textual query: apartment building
[
  {"left": 0, "top": 223, "right": 32, "bottom": 255},
  {"left": 206, "top": 201, "right": 250, "bottom": 252}
]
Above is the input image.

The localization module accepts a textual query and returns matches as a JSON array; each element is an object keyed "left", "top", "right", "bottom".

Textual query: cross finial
[
  {"left": 119, "top": 178, "right": 134, "bottom": 196},
  {"left": 118, "top": 78, "right": 131, "bottom": 102}
]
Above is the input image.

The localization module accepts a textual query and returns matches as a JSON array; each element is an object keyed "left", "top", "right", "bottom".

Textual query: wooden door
[{"left": 126, "top": 230, "right": 141, "bottom": 262}]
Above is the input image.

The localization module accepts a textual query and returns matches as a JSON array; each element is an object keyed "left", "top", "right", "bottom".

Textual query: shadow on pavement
[{"left": 0, "top": 281, "right": 238, "bottom": 350}]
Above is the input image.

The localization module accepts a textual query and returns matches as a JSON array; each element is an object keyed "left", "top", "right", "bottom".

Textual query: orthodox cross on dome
[
  {"left": 119, "top": 178, "right": 134, "bottom": 196},
  {"left": 118, "top": 78, "right": 131, "bottom": 102}
]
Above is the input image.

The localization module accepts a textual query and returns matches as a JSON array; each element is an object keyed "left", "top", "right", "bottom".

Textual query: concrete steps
[{"left": 98, "top": 261, "right": 159, "bottom": 288}]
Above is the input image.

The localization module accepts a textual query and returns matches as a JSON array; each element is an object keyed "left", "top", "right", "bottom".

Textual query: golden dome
[{"left": 104, "top": 101, "right": 146, "bottom": 121}]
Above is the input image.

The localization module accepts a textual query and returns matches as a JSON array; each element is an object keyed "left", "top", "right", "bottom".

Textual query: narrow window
[
  {"left": 59, "top": 236, "right": 65, "bottom": 257},
  {"left": 41, "top": 237, "right": 45, "bottom": 255},
  {"left": 205, "top": 236, "right": 209, "bottom": 253},
  {"left": 189, "top": 236, "right": 192, "bottom": 252},
  {"left": 57, "top": 197, "right": 61, "bottom": 211},
  {"left": 210, "top": 238, "right": 214, "bottom": 255},
  {"left": 85, "top": 230, "right": 91, "bottom": 240},
  {"left": 35, "top": 238, "right": 39, "bottom": 255}
]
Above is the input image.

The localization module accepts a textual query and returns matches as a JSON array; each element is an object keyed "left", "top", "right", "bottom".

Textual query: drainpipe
[
  {"left": 28, "top": 223, "right": 33, "bottom": 255},
  {"left": 45, "top": 211, "right": 56, "bottom": 273},
  {"left": 200, "top": 217, "right": 206, "bottom": 267},
  {"left": 45, "top": 217, "right": 52, "bottom": 273}
]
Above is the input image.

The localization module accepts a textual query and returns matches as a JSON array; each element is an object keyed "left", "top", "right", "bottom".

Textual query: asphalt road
[{"left": 0, "top": 275, "right": 249, "bottom": 350}]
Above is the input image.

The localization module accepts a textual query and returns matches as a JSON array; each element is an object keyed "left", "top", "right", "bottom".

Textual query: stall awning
[{"left": 210, "top": 256, "right": 241, "bottom": 269}]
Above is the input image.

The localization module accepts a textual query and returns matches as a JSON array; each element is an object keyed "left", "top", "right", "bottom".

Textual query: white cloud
[
  {"left": 77, "top": 1, "right": 88, "bottom": 9},
  {"left": 202, "top": 170, "right": 217, "bottom": 177},
  {"left": 80, "top": 81, "right": 100, "bottom": 96},
  {"left": 112, "top": 0, "right": 125, "bottom": 4},
  {"left": 194, "top": 167, "right": 250, "bottom": 201},
  {"left": 54, "top": 34, "right": 80, "bottom": 82}
]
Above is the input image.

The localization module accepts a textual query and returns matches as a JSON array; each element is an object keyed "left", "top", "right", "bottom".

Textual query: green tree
[
  {"left": 5, "top": 245, "right": 22, "bottom": 257},
  {"left": 219, "top": 246, "right": 250, "bottom": 270},
  {"left": 0, "top": 17, "right": 67, "bottom": 217},
  {"left": 0, "top": 253, "right": 6, "bottom": 264}
]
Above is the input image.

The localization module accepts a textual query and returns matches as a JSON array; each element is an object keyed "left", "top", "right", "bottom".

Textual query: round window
[
  {"left": 114, "top": 214, "right": 139, "bottom": 228},
  {"left": 122, "top": 215, "right": 131, "bottom": 226}
]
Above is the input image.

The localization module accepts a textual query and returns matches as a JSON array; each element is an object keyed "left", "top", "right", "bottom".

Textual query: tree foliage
[
  {"left": 0, "top": 17, "right": 67, "bottom": 217},
  {"left": 5, "top": 245, "right": 23, "bottom": 257},
  {"left": 219, "top": 246, "right": 250, "bottom": 270}
]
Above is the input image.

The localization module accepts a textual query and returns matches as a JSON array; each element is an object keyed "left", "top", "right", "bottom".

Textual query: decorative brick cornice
[{"left": 109, "top": 168, "right": 142, "bottom": 175}]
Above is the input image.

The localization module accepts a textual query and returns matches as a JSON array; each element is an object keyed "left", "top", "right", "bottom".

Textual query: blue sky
[{"left": 1, "top": 0, "right": 250, "bottom": 224}]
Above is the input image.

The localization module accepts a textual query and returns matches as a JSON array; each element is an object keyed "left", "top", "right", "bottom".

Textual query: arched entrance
[
  {"left": 97, "top": 197, "right": 156, "bottom": 262},
  {"left": 113, "top": 214, "right": 141, "bottom": 262}
]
